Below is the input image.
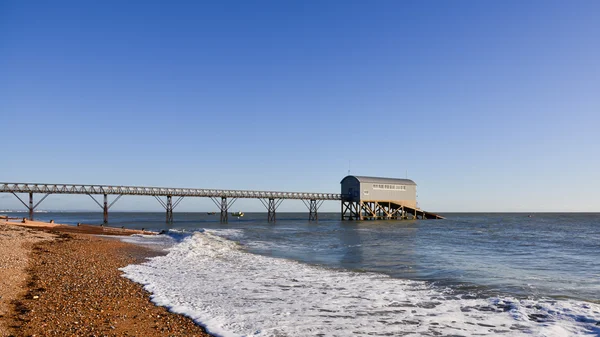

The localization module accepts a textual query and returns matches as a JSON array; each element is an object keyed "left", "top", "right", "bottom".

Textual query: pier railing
[{"left": 0, "top": 183, "right": 341, "bottom": 200}]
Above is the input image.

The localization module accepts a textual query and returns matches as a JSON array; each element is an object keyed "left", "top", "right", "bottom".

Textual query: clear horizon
[
  {"left": 2, "top": 1, "right": 599, "bottom": 212},
  {"left": 3, "top": 208, "right": 600, "bottom": 214}
]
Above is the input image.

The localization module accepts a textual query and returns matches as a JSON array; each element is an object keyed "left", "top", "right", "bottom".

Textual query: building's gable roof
[{"left": 341, "top": 175, "right": 416, "bottom": 185}]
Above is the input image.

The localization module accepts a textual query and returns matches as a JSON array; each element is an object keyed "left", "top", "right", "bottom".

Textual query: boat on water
[
  {"left": 230, "top": 211, "right": 244, "bottom": 217},
  {"left": 207, "top": 212, "right": 216, "bottom": 215}
]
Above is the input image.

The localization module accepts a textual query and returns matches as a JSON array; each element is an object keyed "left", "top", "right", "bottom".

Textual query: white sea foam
[
  {"left": 121, "top": 231, "right": 600, "bottom": 337},
  {"left": 117, "top": 233, "right": 179, "bottom": 251},
  {"left": 117, "top": 229, "right": 201, "bottom": 250}
]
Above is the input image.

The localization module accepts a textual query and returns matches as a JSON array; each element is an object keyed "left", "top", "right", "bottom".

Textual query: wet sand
[
  {"left": 0, "top": 220, "right": 213, "bottom": 337},
  {"left": 3, "top": 218, "right": 158, "bottom": 236}
]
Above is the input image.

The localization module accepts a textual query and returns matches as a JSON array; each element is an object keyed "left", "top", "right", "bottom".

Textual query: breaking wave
[{"left": 121, "top": 230, "right": 600, "bottom": 337}]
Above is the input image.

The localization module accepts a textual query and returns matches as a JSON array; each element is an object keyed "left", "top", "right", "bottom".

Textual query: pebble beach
[{"left": 0, "top": 220, "right": 213, "bottom": 337}]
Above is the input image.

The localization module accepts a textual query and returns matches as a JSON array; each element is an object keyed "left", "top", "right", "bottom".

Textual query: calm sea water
[{"left": 8, "top": 211, "right": 600, "bottom": 336}]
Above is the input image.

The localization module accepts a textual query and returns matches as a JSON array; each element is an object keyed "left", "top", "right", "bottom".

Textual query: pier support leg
[
  {"left": 29, "top": 192, "right": 33, "bottom": 220},
  {"left": 103, "top": 194, "right": 108, "bottom": 224},
  {"left": 166, "top": 195, "right": 173, "bottom": 224},
  {"left": 267, "top": 198, "right": 276, "bottom": 222},
  {"left": 359, "top": 201, "right": 364, "bottom": 221},
  {"left": 361, "top": 201, "right": 375, "bottom": 220},
  {"left": 341, "top": 200, "right": 353, "bottom": 220},
  {"left": 11, "top": 192, "right": 50, "bottom": 221},
  {"left": 210, "top": 197, "right": 237, "bottom": 224},
  {"left": 259, "top": 198, "right": 283, "bottom": 223},
  {"left": 341, "top": 200, "right": 360, "bottom": 221},
  {"left": 308, "top": 199, "right": 317, "bottom": 222},
  {"left": 154, "top": 195, "right": 184, "bottom": 224},
  {"left": 89, "top": 194, "right": 122, "bottom": 224},
  {"left": 303, "top": 199, "right": 323, "bottom": 222},
  {"left": 221, "top": 197, "right": 228, "bottom": 223}
]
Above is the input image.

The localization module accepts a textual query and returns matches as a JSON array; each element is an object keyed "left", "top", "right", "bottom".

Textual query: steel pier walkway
[
  {"left": 1, "top": 182, "right": 340, "bottom": 223},
  {"left": 0, "top": 182, "right": 441, "bottom": 224}
]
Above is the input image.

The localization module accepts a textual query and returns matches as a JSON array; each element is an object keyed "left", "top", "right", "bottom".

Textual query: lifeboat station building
[{"left": 340, "top": 176, "right": 442, "bottom": 220}]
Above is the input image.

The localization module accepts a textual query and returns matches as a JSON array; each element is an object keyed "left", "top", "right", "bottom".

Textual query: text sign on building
[{"left": 372, "top": 184, "right": 406, "bottom": 191}]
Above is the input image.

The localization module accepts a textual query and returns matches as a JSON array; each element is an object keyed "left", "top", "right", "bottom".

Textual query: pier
[{"left": 1, "top": 177, "right": 443, "bottom": 224}]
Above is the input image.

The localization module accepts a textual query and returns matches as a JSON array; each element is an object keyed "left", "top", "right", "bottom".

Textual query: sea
[{"left": 6, "top": 211, "right": 600, "bottom": 336}]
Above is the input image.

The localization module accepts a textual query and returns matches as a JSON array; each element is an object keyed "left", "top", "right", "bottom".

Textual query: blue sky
[{"left": 1, "top": 1, "right": 599, "bottom": 212}]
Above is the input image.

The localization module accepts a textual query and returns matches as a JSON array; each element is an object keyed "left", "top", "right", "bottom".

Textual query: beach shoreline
[
  {"left": 0, "top": 220, "right": 213, "bottom": 337},
  {"left": 1, "top": 217, "right": 159, "bottom": 236}
]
